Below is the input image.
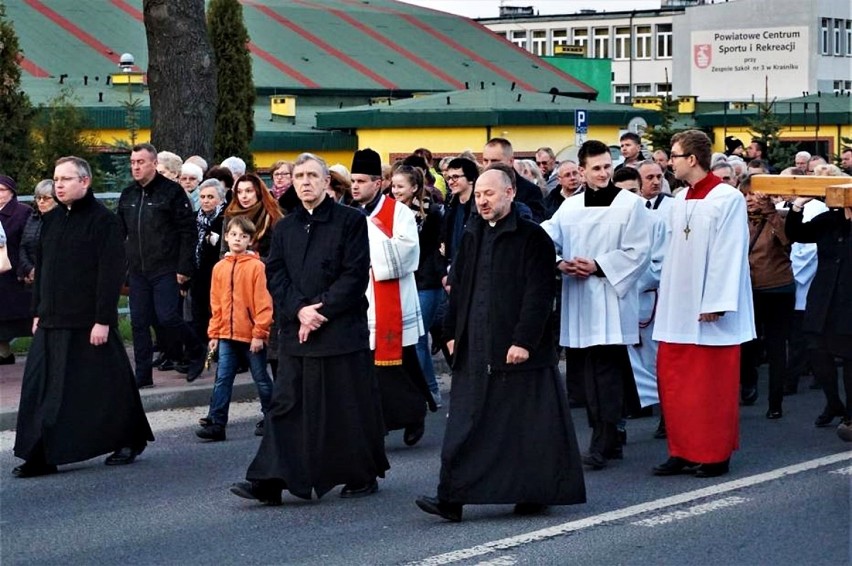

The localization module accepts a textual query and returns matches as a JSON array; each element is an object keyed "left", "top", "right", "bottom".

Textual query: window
[
  {"left": 614, "top": 26, "right": 631, "bottom": 60},
  {"left": 593, "top": 27, "right": 610, "bottom": 59},
  {"left": 656, "top": 24, "right": 672, "bottom": 59},
  {"left": 834, "top": 20, "right": 843, "bottom": 56},
  {"left": 532, "top": 30, "right": 547, "bottom": 56},
  {"left": 614, "top": 85, "right": 630, "bottom": 104},
  {"left": 572, "top": 28, "right": 588, "bottom": 50},
  {"left": 552, "top": 28, "right": 568, "bottom": 49},
  {"left": 510, "top": 30, "right": 527, "bottom": 50},
  {"left": 634, "top": 25, "right": 652, "bottom": 60},
  {"left": 833, "top": 80, "right": 852, "bottom": 92},
  {"left": 656, "top": 82, "right": 672, "bottom": 96},
  {"left": 846, "top": 21, "right": 851, "bottom": 56},
  {"left": 634, "top": 83, "right": 652, "bottom": 97},
  {"left": 821, "top": 18, "right": 830, "bottom": 55}
]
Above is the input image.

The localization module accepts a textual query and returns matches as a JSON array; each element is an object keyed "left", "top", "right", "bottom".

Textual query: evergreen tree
[
  {"left": 208, "top": 0, "right": 255, "bottom": 169},
  {"left": 748, "top": 77, "right": 796, "bottom": 169},
  {"left": 643, "top": 93, "right": 683, "bottom": 153},
  {"left": 0, "top": 3, "right": 35, "bottom": 184},
  {"left": 29, "top": 88, "right": 101, "bottom": 191}
]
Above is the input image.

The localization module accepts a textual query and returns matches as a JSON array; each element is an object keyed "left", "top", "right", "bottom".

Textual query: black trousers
[{"left": 740, "top": 289, "right": 794, "bottom": 412}]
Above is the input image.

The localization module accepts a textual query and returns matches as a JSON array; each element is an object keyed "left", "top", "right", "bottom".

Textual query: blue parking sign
[{"left": 575, "top": 109, "right": 588, "bottom": 134}]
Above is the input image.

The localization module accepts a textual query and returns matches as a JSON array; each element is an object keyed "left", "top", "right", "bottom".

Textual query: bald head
[{"left": 474, "top": 169, "right": 515, "bottom": 222}]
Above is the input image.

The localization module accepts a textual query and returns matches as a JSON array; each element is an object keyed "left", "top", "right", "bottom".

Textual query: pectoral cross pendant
[{"left": 684, "top": 225, "right": 691, "bottom": 240}]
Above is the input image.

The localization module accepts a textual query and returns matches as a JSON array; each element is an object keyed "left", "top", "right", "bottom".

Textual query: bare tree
[{"left": 144, "top": 0, "right": 216, "bottom": 160}]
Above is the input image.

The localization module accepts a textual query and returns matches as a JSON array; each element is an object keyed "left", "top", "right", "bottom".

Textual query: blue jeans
[
  {"left": 416, "top": 288, "right": 443, "bottom": 397},
  {"left": 129, "top": 271, "right": 202, "bottom": 384},
  {"left": 209, "top": 339, "right": 273, "bottom": 426}
]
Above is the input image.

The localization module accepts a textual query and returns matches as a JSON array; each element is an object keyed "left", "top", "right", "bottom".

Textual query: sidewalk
[{"left": 0, "top": 347, "right": 452, "bottom": 432}]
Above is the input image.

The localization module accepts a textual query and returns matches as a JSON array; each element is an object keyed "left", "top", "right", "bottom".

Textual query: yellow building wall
[
  {"left": 711, "top": 124, "right": 852, "bottom": 156},
  {"left": 85, "top": 129, "right": 151, "bottom": 146},
  {"left": 254, "top": 150, "right": 355, "bottom": 169},
  {"left": 356, "top": 124, "right": 624, "bottom": 161}
]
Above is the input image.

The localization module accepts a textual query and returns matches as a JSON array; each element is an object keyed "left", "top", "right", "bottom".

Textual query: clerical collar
[
  {"left": 584, "top": 182, "right": 620, "bottom": 207},
  {"left": 686, "top": 173, "right": 723, "bottom": 200},
  {"left": 361, "top": 192, "right": 382, "bottom": 216}
]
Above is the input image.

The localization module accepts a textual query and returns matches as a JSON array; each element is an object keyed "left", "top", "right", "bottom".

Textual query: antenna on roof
[
  {"left": 98, "top": 92, "right": 103, "bottom": 103},
  {"left": 84, "top": 75, "right": 88, "bottom": 86},
  {"left": 480, "top": 81, "right": 484, "bottom": 89},
  {"left": 446, "top": 96, "right": 451, "bottom": 105},
  {"left": 551, "top": 94, "right": 556, "bottom": 103},
  {"left": 517, "top": 93, "right": 522, "bottom": 102},
  {"left": 106, "top": 76, "right": 111, "bottom": 85},
  {"left": 510, "top": 81, "right": 516, "bottom": 91},
  {"left": 465, "top": 81, "right": 469, "bottom": 89},
  {"left": 387, "top": 97, "right": 391, "bottom": 105}
]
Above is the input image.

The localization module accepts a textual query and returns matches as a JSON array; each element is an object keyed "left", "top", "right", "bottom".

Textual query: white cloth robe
[
  {"left": 627, "top": 209, "right": 670, "bottom": 407},
  {"left": 542, "top": 189, "right": 653, "bottom": 348},
  {"left": 365, "top": 195, "right": 423, "bottom": 349},
  {"left": 790, "top": 199, "right": 827, "bottom": 311},
  {"left": 653, "top": 183, "right": 756, "bottom": 346}
]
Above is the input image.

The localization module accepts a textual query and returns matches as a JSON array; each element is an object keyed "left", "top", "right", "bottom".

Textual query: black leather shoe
[
  {"left": 403, "top": 422, "right": 425, "bottom": 446},
  {"left": 653, "top": 456, "right": 699, "bottom": 476},
  {"left": 157, "top": 359, "right": 177, "bottom": 371},
  {"left": 740, "top": 387, "right": 758, "bottom": 406},
  {"left": 415, "top": 495, "right": 463, "bottom": 522},
  {"left": 186, "top": 354, "right": 205, "bottom": 383},
  {"left": 12, "top": 461, "right": 57, "bottom": 478},
  {"left": 230, "top": 481, "right": 282, "bottom": 506},
  {"left": 105, "top": 446, "right": 144, "bottom": 466},
  {"left": 765, "top": 410, "right": 783, "bottom": 420},
  {"left": 582, "top": 452, "right": 607, "bottom": 470},
  {"left": 815, "top": 411, "right": 842, "bottom": 427},
  {"left": 152, "top": 352, "right": 167, "bottom": 367},
  {"left": 513, "top": 503, "right": 548, "bottom": 516},
  {"left": 196, "top": 424, "right": 226, "bottom": 441},
  {"left": 694, "top": 459, "right": 730, "bottom": 478},
  {"left": 254, "top": 420, "right": 264, "bottom": 437},
  {"left": 340, "top": 478, "right": 378, "bottom": 498}
]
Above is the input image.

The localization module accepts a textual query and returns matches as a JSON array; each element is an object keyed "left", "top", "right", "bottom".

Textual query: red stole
[
  {"left": 371, "top": 197, "right": 404, "bottom": 366},
  {"left": 685, "top": 172, "right": 723, "bottom": 200}
]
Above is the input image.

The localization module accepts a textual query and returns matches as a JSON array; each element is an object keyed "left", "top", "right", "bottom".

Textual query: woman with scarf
[
  {"left": 191, "top": 179, "right": 226, "bottom": 346},
  {"left": 390, "top": 165, "right": 446, "bottom": 407}
]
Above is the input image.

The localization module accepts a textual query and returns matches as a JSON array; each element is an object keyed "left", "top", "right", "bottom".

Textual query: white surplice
[
  {"left": 627, "top": 209, "right": 669, "bottom": 407},
  {"left": 365, "top": 195, "right": 423, "bottom": 349},
  {"left": 542, "top": 189, "right": 653, "bottom": 348},
  {"left": 653, "top": 184, "right": 755, "bottom": 345},
  {"left": 789, "top": 199, "right": 828, "bottom": 311}
]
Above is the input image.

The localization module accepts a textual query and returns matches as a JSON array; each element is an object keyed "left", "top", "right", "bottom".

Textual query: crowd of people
[{"left": 0, "top": 131, "right": 849, "bottom": 520}]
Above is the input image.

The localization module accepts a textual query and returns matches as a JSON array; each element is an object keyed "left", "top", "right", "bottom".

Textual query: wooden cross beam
[{"left": 750, "top": 175, "right": 852, "bottom": 208}]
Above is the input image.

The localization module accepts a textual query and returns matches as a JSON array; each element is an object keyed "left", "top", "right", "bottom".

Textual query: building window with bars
[{"left": 656, "top": 24, "right": 672, "bottom": 59}]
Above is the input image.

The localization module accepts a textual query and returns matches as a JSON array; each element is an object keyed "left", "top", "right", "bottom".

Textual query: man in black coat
[
  {"left": 13, "top": 156, "right": 153, "bottom": 477},
  {"left": 117, "top": 143, "right": 204, "bottom": 387},
  {"left": 230, "top": 153, "right": 388, "bottom": 505},
  {"left": 415, "top": 169, "right": 586, "bottom": 522}
]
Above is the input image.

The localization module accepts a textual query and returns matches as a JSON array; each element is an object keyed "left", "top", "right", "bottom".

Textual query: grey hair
[
  {"left": 294, "top": 152, "right": 329, "bottom": 177},
  {"left": 157, "top": 151, "right": 183, "bottom": 176},
  {"left": 220, "top": 156, "right": 247, "bottom": 177},
  {"left": 34, "top": 179, "right": 55, "bottom": 197},
  {"left": 55, "top": 156, "right": 92, "bottom": 179},
  {"left": 197, "top": 178, "right": 225, "bottom": 201},
  {"left": 794, "top": 151, "right": 811, "bottom": 161}
]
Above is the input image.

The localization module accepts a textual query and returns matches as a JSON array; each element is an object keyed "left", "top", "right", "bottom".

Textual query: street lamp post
[{"left": 118, "top": 52, "right": 139, "bottom": 145}]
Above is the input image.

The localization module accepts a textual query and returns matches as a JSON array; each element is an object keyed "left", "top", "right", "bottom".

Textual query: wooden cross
[{"left": 750, "top": 175, "right": 852, "bottom": 208}]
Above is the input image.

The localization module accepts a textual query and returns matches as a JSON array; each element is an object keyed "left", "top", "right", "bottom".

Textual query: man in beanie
[{"left": 350, "top": 148, "right": 436, "bottom": 456}]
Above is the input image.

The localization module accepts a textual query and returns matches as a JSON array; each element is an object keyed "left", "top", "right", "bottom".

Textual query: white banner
[{"left": 690, "top": 26, "right": 809, "bottom": 100}]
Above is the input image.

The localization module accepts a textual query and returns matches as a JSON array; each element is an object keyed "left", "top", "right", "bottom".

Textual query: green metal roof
[
  {"left": 316, "top": 87, "right": 660, "bottom": 129},
  {"left": 695, "top": 93, "right": 852, "bottom": 127},
  {"left": 9, "top": 0, "right": 597, "bottom": 98}
]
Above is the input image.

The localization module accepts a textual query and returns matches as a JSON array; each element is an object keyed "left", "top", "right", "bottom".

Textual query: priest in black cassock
[
  {"left": 13, "top": 156, "right": 153, "bottom": 478},
  {"left": 415, "top": 169, "right": 586, "bottom": 522},
  {"left": 230, "top": 153, "right": 388, "bottom": 505}
]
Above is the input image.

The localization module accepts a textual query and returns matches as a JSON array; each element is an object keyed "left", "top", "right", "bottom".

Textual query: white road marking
[
  {"left": 407, "top": 451, "right": 852, "bottom": 566},
  {"left": 474, "top": 556, "right": 517, "bottom": 566},
  {"left": 631, "top": 495, "right": 748, "bottom": 527},
  {"left": 828, "top": 465, "right": 852, "bottom": 476}
]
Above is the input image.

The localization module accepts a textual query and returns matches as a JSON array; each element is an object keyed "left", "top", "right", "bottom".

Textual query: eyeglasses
[
  {"left": 272, "top": 172, "right": 291, "bottom": 178},
  {"left": 536, "top": 161, "right": 551, "bottom": 166},
  {"left": 35, "top": 196, "right": 54, "bottom": 202},
  {"left": 52, "top": 176, "right": 85, "bottom": 183},
  {"left": 445, "top": 174, "right": 466, "bottom": 183},
  {"left": 669, "top": 154, "right": 692, "bottom": 160}
]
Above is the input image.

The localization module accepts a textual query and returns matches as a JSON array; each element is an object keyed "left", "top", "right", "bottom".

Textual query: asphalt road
[{"left": 1, "top": 379, "right": 849, "bottom": 565}]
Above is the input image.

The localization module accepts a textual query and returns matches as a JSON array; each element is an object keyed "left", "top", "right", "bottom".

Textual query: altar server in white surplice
[{"left": 542, "top": 140, "right": 653, "bottom": 471}]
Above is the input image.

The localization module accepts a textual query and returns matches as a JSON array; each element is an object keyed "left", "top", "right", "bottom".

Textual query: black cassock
[
  {"left": 14, "top": 191, "right": 152, "bottom": 465},
  {"left": 438, "top": 211, "right": 586, "bottom": 505}
]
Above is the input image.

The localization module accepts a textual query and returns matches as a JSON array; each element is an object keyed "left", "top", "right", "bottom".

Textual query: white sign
[{"left": 689, "top": 26, "right": 808, "bottom": 101}]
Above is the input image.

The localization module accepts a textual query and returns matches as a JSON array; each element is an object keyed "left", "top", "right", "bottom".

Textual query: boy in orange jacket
[{"left": 197, "top": 216, "right": 274, "bottom": 441}]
